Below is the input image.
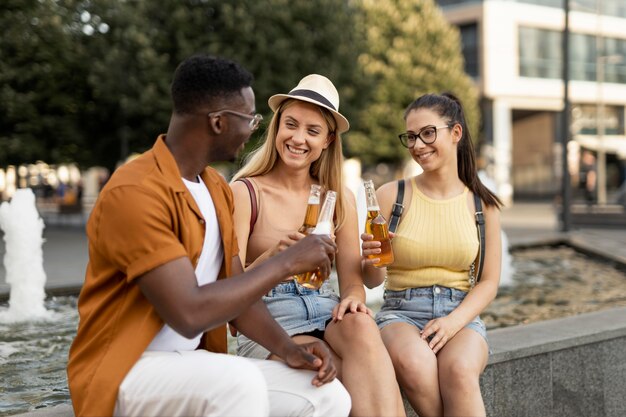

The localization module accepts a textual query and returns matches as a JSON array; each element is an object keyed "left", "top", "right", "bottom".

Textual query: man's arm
[
  {"left": 137, "top": 234, "right": 335, "bottom": 339},
  {"left": 229, "top": 258, "right": 337, "bottom": 385}
]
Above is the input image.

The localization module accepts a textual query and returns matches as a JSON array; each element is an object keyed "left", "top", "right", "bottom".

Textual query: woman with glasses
[
  {"left": 361, "top": 92, "right": 502, "bottom": 417},
  {"left": 230, "top": 74, "right": 405, "bottom": 417}
]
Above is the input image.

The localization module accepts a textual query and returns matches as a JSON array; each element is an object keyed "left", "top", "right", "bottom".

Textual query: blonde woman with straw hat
[{"left": 231, "top": 75, "right": 405, "bottom": 417}]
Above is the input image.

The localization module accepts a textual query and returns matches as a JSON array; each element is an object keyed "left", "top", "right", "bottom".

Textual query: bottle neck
[
  {"left": 364, "top": 184, "right": 379, "bottom": 211},
  {"left": 315, "top": 191, "right": 336, "bottom": 232},
  {"left": 300, "top": 203, "right": 320, "bottom": 232}
]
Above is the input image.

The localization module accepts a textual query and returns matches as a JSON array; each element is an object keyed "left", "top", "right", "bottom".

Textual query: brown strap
[{"left": 236, "top": 178, "right": 258, "bottom": 235}]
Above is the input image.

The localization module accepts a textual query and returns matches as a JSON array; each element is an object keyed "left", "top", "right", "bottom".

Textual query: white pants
[{"left": 114, "top": 350, "right": 351, "bottom": 417}]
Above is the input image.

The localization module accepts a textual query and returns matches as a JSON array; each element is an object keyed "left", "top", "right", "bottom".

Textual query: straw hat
[{"left": 268, "top": 74, "right": 350, "bottom": 134}]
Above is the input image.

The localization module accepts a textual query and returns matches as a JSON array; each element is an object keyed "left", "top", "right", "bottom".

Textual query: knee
[
  {"left": 394, "top": 350, "right": 436, "bottom": 386},
  {"left": 439, "top": 358, "right": 480, "bottom": 390},
  {"left": 336, "top": 312, "right": 380, "bottom": 345},
  {"left": 313, "top": 379, "right": 352, "bottom": 417},
  {"left": 168, "top": 358, "right": 270, "bottom": 416},
  {"left": 208, "top": 360, "right": 268, "bottom": 403}
]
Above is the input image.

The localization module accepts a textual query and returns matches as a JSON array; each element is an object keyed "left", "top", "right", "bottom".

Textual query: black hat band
[{"left": 288, "top": 89, "right": 337, "bottom": 111}]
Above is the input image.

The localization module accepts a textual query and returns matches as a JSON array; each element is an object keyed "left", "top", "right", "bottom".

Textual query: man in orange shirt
[{"left": 67, "top": 54, "right": 350, "bottom": 417}]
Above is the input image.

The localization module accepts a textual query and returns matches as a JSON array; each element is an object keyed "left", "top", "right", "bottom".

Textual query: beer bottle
[
  {"left": 363, "top": 179, "right": 394, "bottom": 267},
  {"left": 293, "top": 184, "right": 322, "bottom": 283},
  {"left": 298, "top": 184, "right": 322, "bottom": 235},
  {"left": 295, "top": 190, "right": 336, "bottom": 289}
]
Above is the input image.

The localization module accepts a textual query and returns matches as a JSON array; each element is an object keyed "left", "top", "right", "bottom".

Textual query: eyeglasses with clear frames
[
  {"left": 398, "top": 125, "right": 450, "bottom": 148},
  {"left": 207, "top": 109, "right": 263, "bottom": 131}
]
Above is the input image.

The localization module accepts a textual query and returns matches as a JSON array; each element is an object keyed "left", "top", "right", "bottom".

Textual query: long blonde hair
[{"left": 232, "top": 98, "right": 347, "bottom": 230}]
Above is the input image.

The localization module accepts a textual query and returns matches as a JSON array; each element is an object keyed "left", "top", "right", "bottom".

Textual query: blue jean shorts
[
  {"left": 237, "top": 280, "right": 340, "bottom": 359},
  {"left": 375, "top": 285, "right": 488, "bottom": 344}
]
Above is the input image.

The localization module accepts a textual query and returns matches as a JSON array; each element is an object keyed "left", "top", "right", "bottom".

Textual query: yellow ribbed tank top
[{"left": 386, "top": 180, "right": 479, "bottom": 292}]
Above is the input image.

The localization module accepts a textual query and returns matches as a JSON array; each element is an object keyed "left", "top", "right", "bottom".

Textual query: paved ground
[{"left": 1, "top": 201, "right": 625, "bottom": 299}]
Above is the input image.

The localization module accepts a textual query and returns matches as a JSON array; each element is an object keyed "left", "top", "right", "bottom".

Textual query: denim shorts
[
  {"left": 237, "top": 280, "right": 340, "bottom": 359},
  {"left": 375, "top": 285, "right": 488, "bottom": 344}
]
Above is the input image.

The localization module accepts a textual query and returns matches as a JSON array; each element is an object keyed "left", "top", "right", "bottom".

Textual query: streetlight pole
[
  {"left": 596, "top": 0, "right": 607, "bottom": 205},
  {"left": 597, "top": 56, "right": 607, "bottom": 205},
  {"left": 560, "top": 0, "right": 571, "bottom": 231}
]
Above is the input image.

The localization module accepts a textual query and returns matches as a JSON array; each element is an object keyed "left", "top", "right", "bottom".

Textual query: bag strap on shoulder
[
  {"left": 473, "top": 193, "right": 486, "bottom": 283},
  {"left": 236, "top": 178, "right": 258, "bottom": 236},
  {"left": 389, "top": 179, "right": 405, "bottom": 234}
]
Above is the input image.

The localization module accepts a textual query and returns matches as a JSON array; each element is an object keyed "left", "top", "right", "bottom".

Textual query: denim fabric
[
  {"left": 237, "top": 280, "right": 340, "bottom": 359},
  {"left": 375, "top": 285, "right": 488, "bottom": 344}
]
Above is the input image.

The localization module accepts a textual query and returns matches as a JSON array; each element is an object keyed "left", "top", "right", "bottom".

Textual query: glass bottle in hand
[
  {"left": 298, "top": 184, "right": 322, "bottom": 235},
  {"left": 293, "top": 184, "right": 322, "bottom": 282},
  {"left": 363, "top": 179, "right": 394, "bottom": 267},
  {"left": 295, "top": 190, "right": 336, "bottom": 289}
]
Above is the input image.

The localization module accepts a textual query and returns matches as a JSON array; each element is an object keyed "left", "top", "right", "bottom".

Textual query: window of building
[
  {"left": 459, "top": 23, "right": 479, "bottom": 77},
  {"left": 519, "top": 27, "right": 626, "bottom": 84},
  {"left": 435, "top": 0, "right": 482, "bottom": 7},
  {"left": 519, "top": 27, "right": 562, "bottom": 79},
  {"left": 514, "top": 0, "right": 626, "bottom": 18},
  {"left": 436, "top": 0, "right": 626, "bottom": 19}
]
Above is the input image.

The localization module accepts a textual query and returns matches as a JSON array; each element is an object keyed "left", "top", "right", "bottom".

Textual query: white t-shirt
[{"left": 146, "top": 176, "right": 224, "bottom": 351}]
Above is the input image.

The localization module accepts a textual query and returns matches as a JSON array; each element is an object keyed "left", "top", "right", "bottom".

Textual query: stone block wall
[{"left": 405, "top": 307, "right": 626, "bottom": 417}]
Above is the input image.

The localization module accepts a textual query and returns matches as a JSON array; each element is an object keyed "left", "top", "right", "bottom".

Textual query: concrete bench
[{"left": 14, "top": 307, "right": 626, "bottom": 417}]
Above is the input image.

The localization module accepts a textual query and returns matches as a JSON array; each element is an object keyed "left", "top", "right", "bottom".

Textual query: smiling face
[
  {"left": 405, "top": 107, "right": 461, "bottom": 172},
  {"left": 275, "top": 101, "right": 334, "bottom": 170}
]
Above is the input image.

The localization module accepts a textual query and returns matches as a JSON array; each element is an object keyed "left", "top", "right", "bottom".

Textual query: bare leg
[
  {"left": 437, "top": 328, "right": 489, "bottom": 417},
  {"left": 381, "top": 322, "right": 443, "bottom": 417},
  {"left": 325, "top": 312, "right": 406, "bottom": 417}
]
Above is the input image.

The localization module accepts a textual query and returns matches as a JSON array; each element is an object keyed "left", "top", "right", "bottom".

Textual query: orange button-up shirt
[{"left": 67, "top": 135, "right": 239, "bottom": 417}]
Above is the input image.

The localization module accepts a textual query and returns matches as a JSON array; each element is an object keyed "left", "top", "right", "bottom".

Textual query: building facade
[{"left": 437, "top": 0, "right": 626, "bottom": 205}]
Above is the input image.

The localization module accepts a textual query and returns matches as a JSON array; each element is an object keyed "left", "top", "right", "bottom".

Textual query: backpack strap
[
  {"left": 388, "top": 179, "right": 405, "bottom": 233},
  {"left": 235, "top": 178, "right": 258, "bottom": 236},
  {"left": 473, "top": 193, "right": 486, "bottom": 284}
]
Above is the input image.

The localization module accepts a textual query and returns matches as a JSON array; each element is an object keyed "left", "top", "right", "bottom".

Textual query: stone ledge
[
  {"left": 12, "top": 307, "right": 626, "bottom": 417},
  {"left": 10, "top": 404, "right": 73, "bottom": 417},
  {"left": 487, "top": 306, "right": 626, "bottom": 364}
]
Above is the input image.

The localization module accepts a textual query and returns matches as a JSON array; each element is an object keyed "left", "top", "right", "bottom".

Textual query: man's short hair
[{"left": 171, "top": 54, "right": 253, "bottom": 115}]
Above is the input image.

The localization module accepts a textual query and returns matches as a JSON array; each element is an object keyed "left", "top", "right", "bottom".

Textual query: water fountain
[
  {"left": 0, "top": 188, "right": 52, "bottom": 322},
  {"left": 0, "top": 188, "right": 71, "bottom": 416}
]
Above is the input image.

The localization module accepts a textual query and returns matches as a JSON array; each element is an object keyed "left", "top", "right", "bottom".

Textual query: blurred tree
[
  {"left": 0, "top": 0, "right": 92, "bottom": 166},
  {"left": 132, "top": 0, "right": 368, "bottom": 161},
  {"left": 1, "top": 0, "right": 366, "bottom": 170},
  {"left": 347, "top": 0, "right": 480, "bottom": 168},
  {"left": 1, "top": 0, "right": 475, "bottom": 172},
  {"left": 77, "top": 0, "right": 172, "bottom": 169}
]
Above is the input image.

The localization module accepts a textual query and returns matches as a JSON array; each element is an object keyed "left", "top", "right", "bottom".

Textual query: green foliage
[
  {"left": 0, "top": 0, "right": 91, "bottom": 165},
  {"left": 346, "top": 0, "right": 480, "bottom": 167},
  {"left": 0, "top": 0, "right": 367, "bottom": 169},
  {"left": 0, "top": 0, "right": 476, "bottom": 171}
]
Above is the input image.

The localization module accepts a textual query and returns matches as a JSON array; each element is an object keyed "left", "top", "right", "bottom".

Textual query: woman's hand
[
  {"left": 361, "top": 231, "right": 395, "bottom": 267},
  {"left": 331, "top": 296, "right": 373, "bottom": 321},
  {"left": 420, "top": 315, "right": 463, "bottom": 354}
]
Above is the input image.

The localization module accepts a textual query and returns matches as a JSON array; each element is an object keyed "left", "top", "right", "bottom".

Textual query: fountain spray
[{"left": 0, "top": 188, "right": 51, "bottom": 322}]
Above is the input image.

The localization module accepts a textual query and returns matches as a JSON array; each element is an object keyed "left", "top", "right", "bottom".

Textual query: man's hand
[
  {"left": 280, "top": 234, "right": 337, "bottom": 278},
  {"left": 282, "top": 340, "right": 338, "bottom": 387}
]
